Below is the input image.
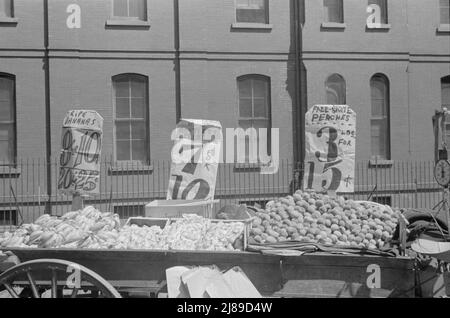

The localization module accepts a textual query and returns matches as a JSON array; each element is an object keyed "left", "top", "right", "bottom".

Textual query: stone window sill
[
  {"left": 321, "top": 22, "right": 346, "bottom": 29},
  {"left": 366, "top": 23, "right": 391, "bottom": 30},
  {"left": 106, "top": 19, "right": 150, "bottom": 28},
  {"left": 234, "top": 163, "right": 265, "bottom": 172},
  {"left": 109, "top": 164, "right": 154, "bottom": 175},
  {"left": 437, "top": 24, "right": 450, "bottom": 33},
  {"left": 0, "top": 167, "right": 21, "bottom": 178},
  {"left": 231, "top": 23, "right": 273, "bottom": 30},
  {"left": 369, "top": 159, "right": 393, "bottom": 167},
  {"left": 0, "top": 17, "right": 18, "bottom": 25}
]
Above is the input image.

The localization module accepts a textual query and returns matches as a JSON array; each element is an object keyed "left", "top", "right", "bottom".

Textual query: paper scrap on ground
[
  {"left": 222, "top": 267, "right": 262, "bottom": 298},
  {"left": 166, "top": 266, "right": 192, "bottom": 298}
]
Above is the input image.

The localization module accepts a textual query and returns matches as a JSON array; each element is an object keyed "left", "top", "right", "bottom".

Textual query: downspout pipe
[
  {"left": 174, "top": 0, "right": 181, "bottom": 123},
  {"left": 43, "top": 0, "right": 52, "bottom": 213}
]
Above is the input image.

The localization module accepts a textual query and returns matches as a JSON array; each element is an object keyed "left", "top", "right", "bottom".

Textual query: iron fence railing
[{"left": 0, "top": 158, "right": 445, "bottom": 231}]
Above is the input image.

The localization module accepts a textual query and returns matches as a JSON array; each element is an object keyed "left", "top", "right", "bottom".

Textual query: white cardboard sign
[
  {"left": 167, "top": 119, "right": 222, "bottom": 201},
  {"left": 303, "top": 105, "right": 356, "bottom": 193},
  {"left": 58, "top": 110, "right": 103, "bottom": 196}
]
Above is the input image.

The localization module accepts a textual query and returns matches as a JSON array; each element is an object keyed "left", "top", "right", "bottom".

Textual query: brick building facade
[{"left": 0, "top": 0, "right": 449, "bottom": 223}]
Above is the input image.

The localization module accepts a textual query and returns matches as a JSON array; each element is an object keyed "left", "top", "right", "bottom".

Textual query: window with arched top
[
  {"left": 112, "top": 74, "right": 149, "bottom": 163},
  {"left": 370, "top": 74, "right": 390, "bottom": 160},
  {"left": 0, "top": 73, "right": 16, "bottom": 165},
  {"left": 325, "top": 74, "right": 346, "bottom": 105},
  {"left": 237, "top": 75, "right": 271, "bottom": 161}
]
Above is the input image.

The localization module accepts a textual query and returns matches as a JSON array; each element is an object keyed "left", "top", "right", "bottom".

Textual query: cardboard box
[{"left": 145, "top": 199, "right": 219, "bottom": 218}]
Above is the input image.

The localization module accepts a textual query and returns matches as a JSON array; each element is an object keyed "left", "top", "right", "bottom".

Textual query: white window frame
[
  {"left": 112, "top": 74, "right": 150, "bottom": 165},
  {"left": 370, "top": 74, "right": 391, "bottom": 161}
]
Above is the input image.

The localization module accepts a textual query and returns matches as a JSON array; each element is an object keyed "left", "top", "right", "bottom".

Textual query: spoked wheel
[{"left": 0, "top": 259, "right": 121, "bottom": 298}]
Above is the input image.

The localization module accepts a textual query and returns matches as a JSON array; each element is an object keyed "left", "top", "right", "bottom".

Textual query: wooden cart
[{"left": 0, "top": 247, "right": 416, "bottom": 298}]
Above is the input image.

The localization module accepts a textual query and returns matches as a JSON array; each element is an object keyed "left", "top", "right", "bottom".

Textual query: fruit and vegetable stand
[{"left": 0, "top": 190, "right": 419, "bottom": 298}]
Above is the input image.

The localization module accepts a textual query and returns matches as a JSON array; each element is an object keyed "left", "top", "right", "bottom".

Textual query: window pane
[
  {"left": 116, "top": 140, "right": 131, "bottom": 161},
  {"left": 131, "top": 121, "right": 146, "bottom": 139},
  {"left": 371, "top": 100, "right": 385, "bottom": 117},
  {"left": 0, "top": 124, "right": 13, "bottom": 163},
  {"left": 368, "top": 0, "right": 387, "bottom": 24},
  {"left": 326, "top": 74, "right": 346, "bottom": 104},
  {"left": 0, "top": 0, "right": 12, "bottom": 18},
  {"left": 371, "top": 119, "right": 387, "bottom": 159},
  {"left": 0, "top": 77, "right": 13, "bottom": 101},
  {"left": 113, "top": 0, "right": 128, "bottom": 17},
  {"left": 116, "top": 122, "right": 130, "bottom": 140},
  {"left": 129, "top": 0, "right": 146, "bottom": 20},
  {"left": 324, "top": 0, "right": 343, "bottom": 23},
  {"left": 132, "top": 140, "right": 146, "bottom": 161},
  {"left": 442, "top": 81, "right": 450, "bottom": 108},
  {"left": 254, "top": 98, "right": 267, "bottom": 118},
  {"left": 131, "top": 79, "right": 146, "bottom": 98},
  {"left": 371, "top": 79, "right": 386, "bottom": 100},
  {"left": 239, "top": 99, "right": 252, "bottom": 118},
  {"left": 116, "top": 98, "right": 130, "bottom": 118},
  {"left": 440, "top": 0, "right": 450, "bottom": 24},
  {"left": 253, "top": 79, "right": 267, "bottom": 98},
  {"left": 0, "top": 101, "right": 12, "bottom": 122},
  {"left": 115, "top": 80, "right": 129, "bottom": 98},
  {"left": 236, "top": 0, "right": 267, "bottom": 23},
  {"left": 238, "top": 79, "right": 252, "bottom": 98},
  {"left": 131, "top": 98, "right": 145, "bottom": 119}
]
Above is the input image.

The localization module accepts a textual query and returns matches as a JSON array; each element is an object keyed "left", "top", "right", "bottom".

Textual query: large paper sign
[
  {"left": 303, "top": 105, "right": 356, "bottom": 193},
  {"left": 58, "top": 110, "right": 103, "bottom": 196},
  {"left": 167, "top": 119, "right": 222, "bottom": 201}
]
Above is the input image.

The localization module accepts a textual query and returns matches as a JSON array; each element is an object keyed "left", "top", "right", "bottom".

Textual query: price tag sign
[
  {"left": 58, "top": 110, "right": 103, "bottom": 196},
  {"left": 303, "top": 105, "right": 356, "bottom": 193},
  {"left": 167, "top": 119, "right": 222, "bottom": 201}
]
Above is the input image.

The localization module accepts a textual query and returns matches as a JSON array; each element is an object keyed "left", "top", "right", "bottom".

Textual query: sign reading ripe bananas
[
  {"left": 58, "top": 110, "right": 103, "bottom": 196},
  {"left": 303, "top": 105, "right": 356, "bottom": 193},
  {"left": 167, "top": 119, "right": 222, "bottom": 201}
]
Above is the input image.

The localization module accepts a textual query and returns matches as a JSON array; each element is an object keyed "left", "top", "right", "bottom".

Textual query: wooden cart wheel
[{"left": 0, "top": 259, "right": 121, "bottom": 298}]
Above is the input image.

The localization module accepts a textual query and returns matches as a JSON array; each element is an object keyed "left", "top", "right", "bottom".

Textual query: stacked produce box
[{"left": 0, "top": 190, "right": 401, "bottom": 253}]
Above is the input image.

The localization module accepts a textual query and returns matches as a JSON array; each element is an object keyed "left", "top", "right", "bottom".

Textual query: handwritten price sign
[
  {"left": 58, "top": 110, "right": 103, "bottom": 196},
  {"left": 167, "top": 119, "right": 222, "bottom": 201},
  {"left": 303, "top": 105, "right": 356, "bottom": 193}
]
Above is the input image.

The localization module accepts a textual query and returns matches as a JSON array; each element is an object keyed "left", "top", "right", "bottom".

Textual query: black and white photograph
[{"left": 0, "top": 0, "right": 449, "bottom": 303}]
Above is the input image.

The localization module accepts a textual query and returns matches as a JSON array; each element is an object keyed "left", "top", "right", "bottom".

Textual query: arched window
[
  {"left": 370, "top": 74, "right": 390, "bottom": 160},
  {"left": 325, "top": 74, "right": 346, "bottom": 105},
  {"left": 0, "top": 73, "right": 16, "bottom": 165},
  {"left": 237, "top": 75, "right": 271, "bottom": 162},
  {"left": 113, "top": 74, "right": 149, "bottom": 163}
]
